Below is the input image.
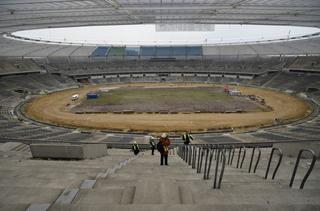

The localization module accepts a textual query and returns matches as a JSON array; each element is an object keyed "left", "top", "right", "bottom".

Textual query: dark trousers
[
  {"left": 161, "top": 153, "right": 168, "bottom": 165},
  {"left": 134, "top": 150, "right": 139, "bottom": 155},
  {"left": 151, "top": 146, "right": 155, "bottom": 155}
]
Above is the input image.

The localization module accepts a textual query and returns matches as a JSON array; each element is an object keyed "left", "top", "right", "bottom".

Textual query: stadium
[{"left": 0, "top": 1, "right": 320, "bottom": 210}]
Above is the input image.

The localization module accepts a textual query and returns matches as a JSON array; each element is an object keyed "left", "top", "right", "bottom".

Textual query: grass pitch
[
  {"left": 82, "top": 87, "right": 231, "bottom": 106},
  {"left": 74, "top": 86, "right": 263, "bottom": 113}
]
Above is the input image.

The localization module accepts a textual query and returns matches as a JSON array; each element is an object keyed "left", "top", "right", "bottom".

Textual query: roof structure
[
  {"left": 0, "top": 0, "right": 320, "bottom": 57},
  {"left": 0, "top": 0, "right": 320, "bottom": 34}
]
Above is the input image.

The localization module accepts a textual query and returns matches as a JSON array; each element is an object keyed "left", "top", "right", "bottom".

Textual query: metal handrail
[
  {"left": 227, "top": 147, "right": 233, "bottom": 165},
  {"left": 230, "top": 147, "right": 235, "bottom": 165},
  {"left": 178, "top": 146, "right": 182, "bottom": 158},
  {"left": 192, "top": 146, "right": 197, "bottom": 169},
  {"left": 196, "top": 147, "right": 201, "bottom": 172},
  {"left": 188, "top": 146, "right": 192, "bottom": 166},
  {"left": 253, "top": 148, "right": 261, "bottom": 173},
  {"left": 213, "top": 149, "right": 221, "bottom": 188},
  {"left": 265, "top": 147, "right": 283, "bottom": 180},
  {"left": 236, "top": 147, "right": 246, "bottom": 168},
  {"left": 220, "top": 148, "right": 226, "bottom": 163},
  {"left": 218, "top": 151, "right": 227, "bottom": 189},
  {"left": 185, "top": 145, "right": 188, "bottom": 162},
  {"left": 213, "top": 149, "right": 227, "bottom": 189},
  {"left": 205, "top": 149, "right": 215, "bottom": 180},
  {"left": 240, "top": 147, "right": 246, "bottom": 168},
  {"left": 196, "top": 147, "right": 201, "bottom": 173},
  {"left": 203, "top": 148, "right": 210, "bottom": 179},
  {"left": 248, "top": 147, "right": 262, "bottom": 173},
  {"left": 289, "top": 149, "right": 317, "bottom": 189},
  {"left": 197, "top": 147, "right": 205, "bottom": 173}
]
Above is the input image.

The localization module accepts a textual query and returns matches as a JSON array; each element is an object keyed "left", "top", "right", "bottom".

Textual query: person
[
  {"left": 158, "top": 133, "right": 171, "bottom": 165},
  {"left": 149, "top": 135, "right": 156, "bottom": 155},
  {"left": 182, "top": 131, "right": 193, "bottom": 145},
  {"left": 132, "top": 141, "right": 140, "bottom": 155}
]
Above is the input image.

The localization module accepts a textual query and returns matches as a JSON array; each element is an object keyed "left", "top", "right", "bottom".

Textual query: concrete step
[
  {"left": 73, "top": 187, "right": 136, "bottom": 205},
  {"left": 0, "top": 203, "right": 28, "bottom": 211},
  {"left": 94, "top": 179, "right": 139, "bottom": 190},
  {"left": 0, "top": 174, "right": 90, "bottom": 189},
  {"left": 0, "top": 187, "right": 62, "bottom": 205},
  {"left": 132, "top": 180, "right": 182, "bottom": 204},
  {"left": 105, "top": 172, "right": 202, "bottom": 181},
  {"left": 190, "top": 188, "right": 320, "bottom": 205},
  {"left": 0, "top": 155, "right": 131, "bottom": 171},
  {"left": 48, "top": 204, "right": 320, "bottom": 211}
]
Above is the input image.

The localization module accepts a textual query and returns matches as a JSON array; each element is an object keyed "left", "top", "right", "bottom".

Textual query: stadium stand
[
  {"left": 91, "top": 47, "right": 110, "bottom": 57},
  {"left": 125, "top": 47, "right": 140, "bottom": 59},
  {"left": 155, "top": 46, "right": 173, "bottom": 57},
  {"left": 108, "top": 47, "right": 125, "bottom": 59},
  {"left": 44, "top": 58, "right": 282, "bottom": 78},
  {"left": 0, "top": 1, "right": 320, "bottom": 208},
  {"left": 0, "top": 144, "right": 319, "bottom": 210},
  {"left": 0, "top": 59, "right": 41, "bottom": 76},
  {"left": 287, "top": 56, "right": 320, "bottom": 72}
]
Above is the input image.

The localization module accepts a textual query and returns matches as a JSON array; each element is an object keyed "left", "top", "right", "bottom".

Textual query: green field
[
  {"left": 82, "top": 87, "right": 231, "bottom": 106},
  {"left": 73, "top": 86, "right": 261, "bottom": 113}
]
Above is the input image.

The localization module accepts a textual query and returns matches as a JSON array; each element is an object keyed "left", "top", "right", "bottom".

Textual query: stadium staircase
[{"left": 48, "top": 145, "right": 320, "bottom": 211}]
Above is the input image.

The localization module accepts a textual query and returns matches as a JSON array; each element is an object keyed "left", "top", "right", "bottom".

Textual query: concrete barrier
[{"left": 30, "top": 143, "right": 108, "bottom": 159}]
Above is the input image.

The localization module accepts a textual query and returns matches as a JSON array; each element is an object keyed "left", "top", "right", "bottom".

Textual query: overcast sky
[{"left": 13, "top": 24, "right": 320, "bottom": 46}]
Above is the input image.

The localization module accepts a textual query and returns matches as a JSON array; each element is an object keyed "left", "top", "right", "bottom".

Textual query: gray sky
[{"left": 13, "top": 24, "right": 320, "bottom": 46}]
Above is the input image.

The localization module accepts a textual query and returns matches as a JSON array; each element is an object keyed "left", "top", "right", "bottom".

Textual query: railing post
[
  {"left": 265, "top": 147, "right": 283, "bottom": 180},
  {"left": 253, "top": 148, "right": 261, "bottom": 173},
  {"left": 230, "top": 147, "right": 235, "bottom": 165},
  {"left": 185, "top": 145, "right": 188, "bottom": 162},
  {"left": 198, "top": 147, "right": 205, "bottom": 173},
  {"left": 203, "top": 147, "right": 210, "bottom": 179},
  {"left": 289, "top": 149, "right": 317, "bottom": 189},
  {"left": 236, "top": 147, "right": 242, "bottom": 168},
  {"left": 196, "top": 147, "right": 201, "bottom": 173},
  {"left": 188, "top": 145, "right": 192, "bottom": 166},
  {"left": 240, "top": 147, "right": 246, "bottom": 168},
  {"left": 227, "top": 146, "right": 232, "bottom": 165},
  {"left": 206, "top": 149, "right": 214, "bottom": 180},
  {"left": 192, "top": 146, "right": 197, "bottom": 169},
  {"left": 218, "top": 150, "right": 226, "bottom": 189},
  {"left": 213, "top": 149, "right": 221, "bottom": 188},
  {"left": 248, "top": 147, "right": 255, "bottom": 173}
]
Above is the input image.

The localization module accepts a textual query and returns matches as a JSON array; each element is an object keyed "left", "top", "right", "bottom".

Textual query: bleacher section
[
  {"left": 108, "top": 47, "right": 125, "bottom": 58},
  {"left": 91, "top": 47, "right": 110, "bottom": 57},
  {"left": 1, "top": 35, "right": 319, "bottom": 59},
  {"left": 125, "top": 47, "right": 140, "bottom": 58},
  {"left": 0, "top": 59, "right": 41, "bottom": 76},
  {"left": 46, "top": 58, "right": 282, "bottom": 77},
  {"left": 0, "top": 144, "right": 318, "bottom": 210},
  {"left": 287, "top": 56, "right": 320, "bottom": 72},
  {"left": 89, "top": 46, "right": 203, "bottom": 59},
  {"left": 0, "top": 145, "right": 135, "bottom": 210},
  {"left": 0, "top": 73, "right": 76, "bottom": 94},
  {"left": 262, "top": 72, "right": 320, "bottom": 92}
]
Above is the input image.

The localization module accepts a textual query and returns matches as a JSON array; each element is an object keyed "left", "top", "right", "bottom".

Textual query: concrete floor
[{"left": 0, "top": 143, "right": 319, "bottom": 211}]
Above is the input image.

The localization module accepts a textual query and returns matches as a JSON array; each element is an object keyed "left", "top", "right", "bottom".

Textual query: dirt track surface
[{"left": 25, "top": 83, "right": 310, "bottom": 132}]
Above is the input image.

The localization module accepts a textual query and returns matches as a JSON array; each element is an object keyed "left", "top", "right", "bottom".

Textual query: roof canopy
[{"left": 0, "top": 0, "right": 320, "bottom": 33}]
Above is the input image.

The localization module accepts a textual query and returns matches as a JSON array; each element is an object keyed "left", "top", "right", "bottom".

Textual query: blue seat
[
  {"left": 141, "top": 47, "right": 156, "bottom": 56},
  {"left": 91, "top": 47, "right": 110, "bottom": 57},
  {"left": 125, "top": 47, "right": 140, "bottom": 56},
  {"left": 155, "top": 47, "right": 173, "bottom": 57},
  {"left": 187, "top": 46, "right": 202, "bottom": 56}
]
